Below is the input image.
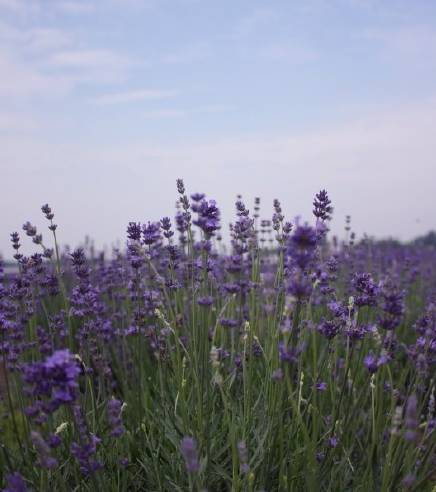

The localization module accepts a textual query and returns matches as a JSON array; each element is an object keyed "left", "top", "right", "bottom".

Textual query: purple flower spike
[
  {"left": 142, "top": 222, "right": 161, "bottom": 246},
  {"left": 127, "top": 222, "right": 142, "bottom": 241},
  {"left": 313, "top": 189, "right": 333, "bottom": 221},
  {"left": 3, "top": 473, "right": 28, "bottom": 492},
  {"left": 363, "top": 354, "right": 376, "bottom": 374},
  {"left": 315, "top": 381, "right": 327, "bottom": 391},
  {"left": 404, "top": 394, "right": 418, "bottom": 441},
  {"left": 107, "top": 398, "right": 125, "bottom": 438},
  {"left": 193, "top": 199, "right": 221, "bottom": 238},
  {"left": 31, "top": 431, "right": 58, "bottom": 470},
  {"left": 180, "top": 436, "right": 200, "bottom": 474},
  {"left": 352, "top": 273, "right": 379, "bottom": 307}
]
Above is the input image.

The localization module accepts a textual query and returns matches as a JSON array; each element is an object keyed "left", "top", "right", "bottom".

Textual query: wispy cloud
[
  {"left": 0, "top": 17, "right": 138, "bottom": 97},
  {"left": 143, "top": 108, "right": 186, "bottom": 119},
  {"left": 45, "top": 49, "right": 137, "bottom": 85},
  {"left": 143, "top": 104, "right": 235, "bottom": 119},
  {"left": 48, "top": 49, "right": 132, "bottom": 69},
  {"left": 0, "top": 22, "right": 72, "bottom": 52},
  {"left": 0, "top": 50, "right": 72, "bottom": 98},
  {"left": 0, "top": 44, "right": 137, "bottom": 99},
  {"left": 92, "top": 88, "right": 178, "bottom": 105}
]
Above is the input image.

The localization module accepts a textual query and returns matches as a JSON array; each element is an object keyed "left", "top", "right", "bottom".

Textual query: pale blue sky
[{"left": 1, "top": 0, "right": 436, "bottom": 256}]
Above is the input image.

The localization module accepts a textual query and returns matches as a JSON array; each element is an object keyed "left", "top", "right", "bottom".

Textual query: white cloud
[
  {"left": 44, "top": 49, "right": 137, "bottom": 85},
  {"left": 0, "top": 21, "right": 135, "bottom": 96},
  {"left": 142, "top": 104, "right": 235, "bottom": 119},
  {"left": 0, "top": 50, "right": 72, "bottom": 98},
  {"left": 143, "top": 108, "right": 187, "bottom": 119},
  {"left": 0, "top": 22, "right": 72, "bottom": 52},
  {"left": 48, "top": 49, "right": 132, "bottom": 69},
  {"left": 92, "top": 88, "right": 178, "bottom": 105}
]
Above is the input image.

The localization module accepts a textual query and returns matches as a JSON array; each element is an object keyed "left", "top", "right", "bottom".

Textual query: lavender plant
[{"left": 0, "top": 183, "right": 435, "bottom": 491}]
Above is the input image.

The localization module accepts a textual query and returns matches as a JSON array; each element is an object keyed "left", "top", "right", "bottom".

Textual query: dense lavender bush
[{"left": 0, "top": 182, "right": 435, "bottom": 491}]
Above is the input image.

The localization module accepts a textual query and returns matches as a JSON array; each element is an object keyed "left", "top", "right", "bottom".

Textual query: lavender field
[{"left": 0, "top": 181, "right": 435, "bottom": 491}]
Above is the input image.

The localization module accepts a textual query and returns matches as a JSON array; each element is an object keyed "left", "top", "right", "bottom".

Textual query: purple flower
[
  {"left": 41, "top": 203, "right": 54, "bottom": 220},
  {"left": 23, "top": 349, "right": 81, "bottom": 415},
  {"left": 278, "top": 342, "right": 299, "bottom": 364},
  {"left": 220, "top": 318, "right": 239, "bottom": 328},
  {"left": 328, "top": 436, "right": 339, "bottom": 448},
  {"left": 47, "top": 434, "right": 62, "bottom": 448},
  {"left": 315, "top": 381, "right": 327, "bottom": 391},
  {"left": 197, "top": 296, "right": 214, "bottom": 307},
  {"left": 223, "top": 283, "right": 240, "bottom": 295},
  {"left": 327, "top": 301, "right": 347, "bottom": 317},
  {"left": 352, "top": 273, "right": 379, "bottom": 307},
  {"left": 313, "top": 189, "right": 333, "bottom": 222},
  {"left": 127, "top": 222, "right": 141, "bottom": 241},
  {"left": 271, "top": 368, "right": 284, "bottom": 381},
  {"left": 287, "top": 272, "right": 313, "bottom": 300},
  {"left": 107, "top": 398, "right": 125, "bottom": 438},
  {"left": 232, "top": 216, "right": 254, "bottom": 242},
  {"left": 316, "top": 451, "right": 325, "bottom": 463},
  {"left": 287, "top": 224, "right": 318, "bottom": 270},
  {"left": 160, "top": 217, "right": 174, "bottom": 239},
  {"left": 176, "top": 178, "right": 185, "bottom": 195},
  {"left": 10, "top": 232, "right": 21, "bottom": 255},
  {"left": 363, "top": 354, "right": 378, "bottom": 374},
  {"left": 31, "top": 431, "right": 58, "bottom": 470},
  {"left": 193, "top": 199, "right": 221, "bottom": 238},
  {"left": 191, "top": 193, "right": 205, "bottom": 202},
  {"left": 175, "top": 210, "right": 190, "bottom": 234},
  {"left": 378, "top": 284, "right": 405, "bottom": 330},
  {"left": 318, "top": 319, "right": 340, "bottom": 340},
  {"left": 71, "top": 434, "right": 103, "bottom": 476},
  {"left": 404, "top": 394, "right": 418, "bottom": 441},
  {"left": 401, "top": 474, "right": 416, "bottom": 489},
  {"left": 118, "top": 457, "right": 129, "bottom": 467},
  {"left": 345, "top": 322, "right": 369, "bottom": 341},
  {"left": 22, "top": 221, "right": 37, "bottom": 237},
  {"left": 180, "top": 437, "right": 200, "bottom": 473},
  {"left": 3, "top": 473, "right": 28, "bottom": 492},
  {"left": 237, "top": 441, "right": 249, "bottom": 474},
  {"left": 283, "top": 221, "right": 293, "bottom": 234},
  {"left": 41, "top": 204, "right": 57, "bottom": 230},
  {"left": 70, "top": 248, "right": 90, "bottom": 280},
  {"left": 142, "top": 222, "right": 161, "bottom": 246}
]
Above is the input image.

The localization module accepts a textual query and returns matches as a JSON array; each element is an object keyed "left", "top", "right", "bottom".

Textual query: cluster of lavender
[{"left": 0, "top": 182, "right": 435, "bottom": 491}]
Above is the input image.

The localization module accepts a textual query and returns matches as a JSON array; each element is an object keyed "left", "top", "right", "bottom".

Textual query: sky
[{"left": 1, "top": 0, "right": 436, "bottom": 257}]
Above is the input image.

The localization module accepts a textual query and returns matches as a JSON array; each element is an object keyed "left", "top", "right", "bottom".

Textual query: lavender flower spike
[{"left": 180, "top": 436, "right": 200, "bottom": 473}]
